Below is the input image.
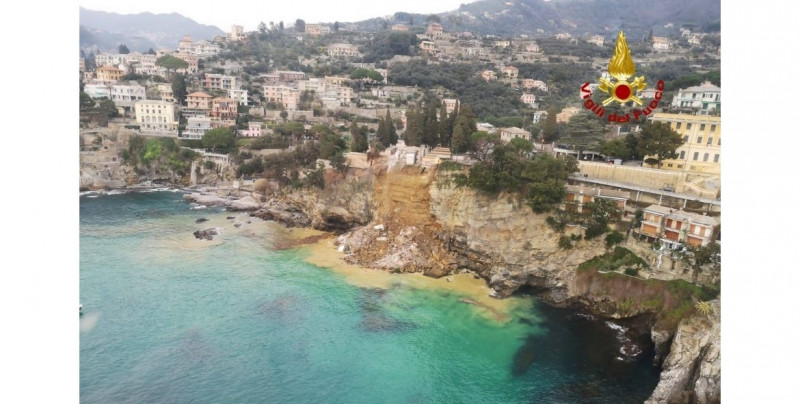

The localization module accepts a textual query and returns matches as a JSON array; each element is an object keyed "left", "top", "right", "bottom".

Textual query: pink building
[
  {"left": 211, "top": 97, "right": 238, "bottom": 122},
  {"left": 186, "top": 92, "right": 212, "bottom": 109}
]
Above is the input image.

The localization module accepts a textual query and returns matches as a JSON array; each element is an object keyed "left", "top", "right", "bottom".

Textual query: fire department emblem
[{"left": 598, "top": 30, "right": 647, "bottom": 106}]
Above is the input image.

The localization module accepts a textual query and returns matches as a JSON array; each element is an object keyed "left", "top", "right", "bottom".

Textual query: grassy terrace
[{"left": 577, "top": 247, "right": 718, "bottom": 331}]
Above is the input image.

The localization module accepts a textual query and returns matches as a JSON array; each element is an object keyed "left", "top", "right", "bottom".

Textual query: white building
[
  {"left": 83, "top": 82, "right": 112, "bottom": 99},
  {"left": 520, "top": 93, "right": 537, "bottom": 108},
  {"left": 134, "top": 100, "right": 178, "bottom": 134},
  {"left": 157, "top": 84, "right": 175, "bottom": 103},
  {"left": 109, "top": 82, "right": 146, "bottom": 107},
  {"left": 652, "top": 37, "right": 671, "bottom": 52},
  {"left": 532, "top": 110, "right": 548, "bottom": 125},
  {"left": 327, "top": 43, "right": 360, "bottom": 58},
  {"left": 94, "top": 53, "right": 128, "bottom": 67},
  {"left": 229, "top": 89, "right": 249, "bottom": 106},
  {"left": 587, "top": 35, "right": 605, "bottom": 47},
  {"left": 228, "top": 25, "right": 245, "bottom": 41},
  {"left": 183, "top": 116, "right": 212, "bottom": 139},
  {"left": 204, "top": 74, "right": 239, "bottom": 91},
  {"left": 671, "top": 81, "right": 721, "bottom": 111},
  {"left": 498, "top": 127, "right": 532, "bottom": 143}
]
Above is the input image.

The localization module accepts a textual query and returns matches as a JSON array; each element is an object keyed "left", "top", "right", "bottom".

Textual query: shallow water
[{"left": 80, "top": 191, "right": 659, "bottom": 403}]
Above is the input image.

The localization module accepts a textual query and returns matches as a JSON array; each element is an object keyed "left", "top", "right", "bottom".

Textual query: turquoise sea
[{"left": 80, "top": 191, "right": 660, "bottom": 403}]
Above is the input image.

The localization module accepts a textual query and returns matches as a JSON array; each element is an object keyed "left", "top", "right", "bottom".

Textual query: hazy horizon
[{"left": 79, "top": 0, "right": 478, "bottom": 33}]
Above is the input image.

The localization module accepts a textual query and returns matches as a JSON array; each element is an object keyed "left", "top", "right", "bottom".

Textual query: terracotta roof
[
  {"left": 96, "top": 65, "right": 121, "bottom": 71},
  {"left": 187, "top": 92, "right": 212, "bottom": 98}
]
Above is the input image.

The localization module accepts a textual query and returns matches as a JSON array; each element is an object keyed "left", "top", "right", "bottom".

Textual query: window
[
  {"left": 700, "top": 124, "right": 706, "bottom": 131},
  {"left": 676, "top": 122, "right": 682, "bottom": 129},
  {"left": 718, "top": 138, "right": 721, "bottom": 146},
  {"left": 693, "top": 152, "right": 699, "bottom": 161},
  {"left": 687, "top": 123, "right": 692, "bottom": 130},
  {"left": 679, "top": 151, "right": 686, "bottom": 159},
  {"left": 668, "top": 163, "right": 673, "bottom": 167},
  {"left": 697, "top": 136, "right": 703, "bottom": 144},
  {"left": 714, "top": 154, "right": 719, "bottom": 163},
  {"left": 703, "top": 153, "right": 709, "bottom": 162},
  {"left": 707, "top": 137, "right": 713, "bottom": 145},
  {"left": 683, "top": 135, "right": 689, "bottom": 142},
  {"left": 677, "top": 164, "right": 684, "bottom": 169}
]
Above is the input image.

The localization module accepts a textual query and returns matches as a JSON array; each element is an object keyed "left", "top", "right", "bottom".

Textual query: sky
[{"left": 79, "top": 0, "right": 477, "bottom": 32}]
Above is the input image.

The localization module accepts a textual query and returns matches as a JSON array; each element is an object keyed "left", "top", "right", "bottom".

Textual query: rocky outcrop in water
[
  {"left": 193, "top": 228, "right": 218, "bottom": 240},
  {"left": 252, "top": 178, "right": 372, "bottom": 232},
  {"left": 646, "top": 300, "right": 721, "bottom": 404}
]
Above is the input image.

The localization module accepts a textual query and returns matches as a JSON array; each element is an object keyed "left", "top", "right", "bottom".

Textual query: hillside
[
  {"left": 79, "top": 7, "right": 225, "bottom": 53},
  {"left": 353, "top": 0, "right": 720, "bottom": 40}
]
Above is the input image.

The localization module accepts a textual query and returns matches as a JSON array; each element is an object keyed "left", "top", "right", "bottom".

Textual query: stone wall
[{"left": 578, "top": 161, "right": 719, "bottom": 199}]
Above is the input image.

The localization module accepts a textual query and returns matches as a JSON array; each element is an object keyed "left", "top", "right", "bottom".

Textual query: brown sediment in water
[
  {"left": 300, "top": 236, "right": 524, "bottom": 323},
  {"left": 272, "top": 232, "right": 331, "bottom": 250}
]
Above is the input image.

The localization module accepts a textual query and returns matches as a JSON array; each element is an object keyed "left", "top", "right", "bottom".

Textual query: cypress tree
[
  {"left": 422, "top": 100, "right": 440, "bottom": 146},
  {"left": 439, "top": 102, "right": 451, "bottom": 147}
]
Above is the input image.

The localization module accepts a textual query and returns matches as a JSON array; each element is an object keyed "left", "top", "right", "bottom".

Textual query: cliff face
[
  {"left": 646, "top": 300, "right": 721, "bottom": 404},
  {"left": 331, "top": 168, "right": 720, "bottom": 403},
  {"left": 429, "top": 181, "right": 608, "bottom": 300}
]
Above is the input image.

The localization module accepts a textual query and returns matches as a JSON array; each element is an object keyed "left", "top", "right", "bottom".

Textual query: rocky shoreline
[{"left": 82, "top": 174, "right": 720, "bottom": 403}]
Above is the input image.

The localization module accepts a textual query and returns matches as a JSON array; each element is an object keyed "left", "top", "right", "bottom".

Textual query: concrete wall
[{"left": 578, "top": 161, "right": 686, "bottom": 190}]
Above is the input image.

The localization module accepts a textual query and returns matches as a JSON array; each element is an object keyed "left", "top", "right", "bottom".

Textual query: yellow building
[
  {"left": 95, "top": 65, "right": 124, "bottom": 82},
  {"left": 649, "top": 112, "right": 721, "bottom": 175}
]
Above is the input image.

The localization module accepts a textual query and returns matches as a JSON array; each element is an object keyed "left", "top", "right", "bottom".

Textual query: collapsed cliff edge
[{"left": 303, "top": 165, "right": 719, "bottom": 404}]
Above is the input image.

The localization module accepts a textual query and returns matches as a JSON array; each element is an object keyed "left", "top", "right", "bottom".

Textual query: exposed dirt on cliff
[{"left": 340, "top": 166, "right": 457, "bottom": 277}]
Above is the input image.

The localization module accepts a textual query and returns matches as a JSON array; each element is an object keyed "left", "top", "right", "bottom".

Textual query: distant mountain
[
  {"left": 79, "top": 7, "right": 225, "bottom": 53},
  {"left": 353, "top": 0, "right": 720, "bottom": 40}
]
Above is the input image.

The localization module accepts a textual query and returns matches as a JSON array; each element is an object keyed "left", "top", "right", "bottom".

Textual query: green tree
[
  {"left": 319, "top": 133, "right": 347, "bottom": 159},
  {"left": 350, "top": 121, "right": 368, "bottom": 152},
  {"left": 385, "top": 110, "right": 398, "bottom": 145},
  {"left": 80, "top": 92, "right": 95, "bottom": 110},
  {"left": 97, "top": 99, "right": 119, "bottom": 119},
  {"left": 422, "top": 100, "right": 440, "bottom": 146},
  {"left": 334, "top": 22, "right": 340, "bottom": 32},
  {"left": 542, "top": 107, "right": 559, "bottom": 142},
  {"left": 450, "top": 123, "right": 469, "bottom": 153},
  {"left": 146, "top": 48, "right": 155, "bottom": 55},
  {"left": 404, "top": 105, "right": 423, "bottom": 146},
  {"left": 201, "top": 127, "right": 235, "bottom": 152},
  {"left": 438, "top": 102, "right": 452, "bottom": 147},
  {"left": 635, "top": 121, "right": 684, "bottom": 167},
  {"left": 118, "top": 44, "right": 130, "bottom": 54},
  {"left": 156, "top": 55, "right": 189, "bottom": 78},
  {"left": 171, "top": 74, "right": 187, "bottom": 105},
  {"left": 600, "top": 138, "right": 631, "bottom": 160},
  {"left": 279, "top": 110, "right": 289, "bottom": 121},
  {"left": 295, "top": 19, "right": 306, "bottom": 32}
]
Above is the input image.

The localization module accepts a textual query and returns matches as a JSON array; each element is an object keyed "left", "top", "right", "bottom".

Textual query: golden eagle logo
[{"left": 598, "top": 31, "right": 647, "bottom": 106}]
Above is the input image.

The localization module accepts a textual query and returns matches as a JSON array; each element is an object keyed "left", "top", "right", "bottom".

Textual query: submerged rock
[
  {"left": 193, "top": 228, "right": 218, "bottom": 241},
  {"left": 195, "top": 218, "right": 208, "bottom": 223}
]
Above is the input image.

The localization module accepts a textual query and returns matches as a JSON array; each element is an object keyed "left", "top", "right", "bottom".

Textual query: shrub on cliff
[
  {"left": 457, "top": 147, "right": 577, "bottom": 214},
  {"left": 558, "top": 235, "right": 573, "bottom": 249},
  {"left": 605, "top": 231, "right": 625, "bottom": 248}
]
